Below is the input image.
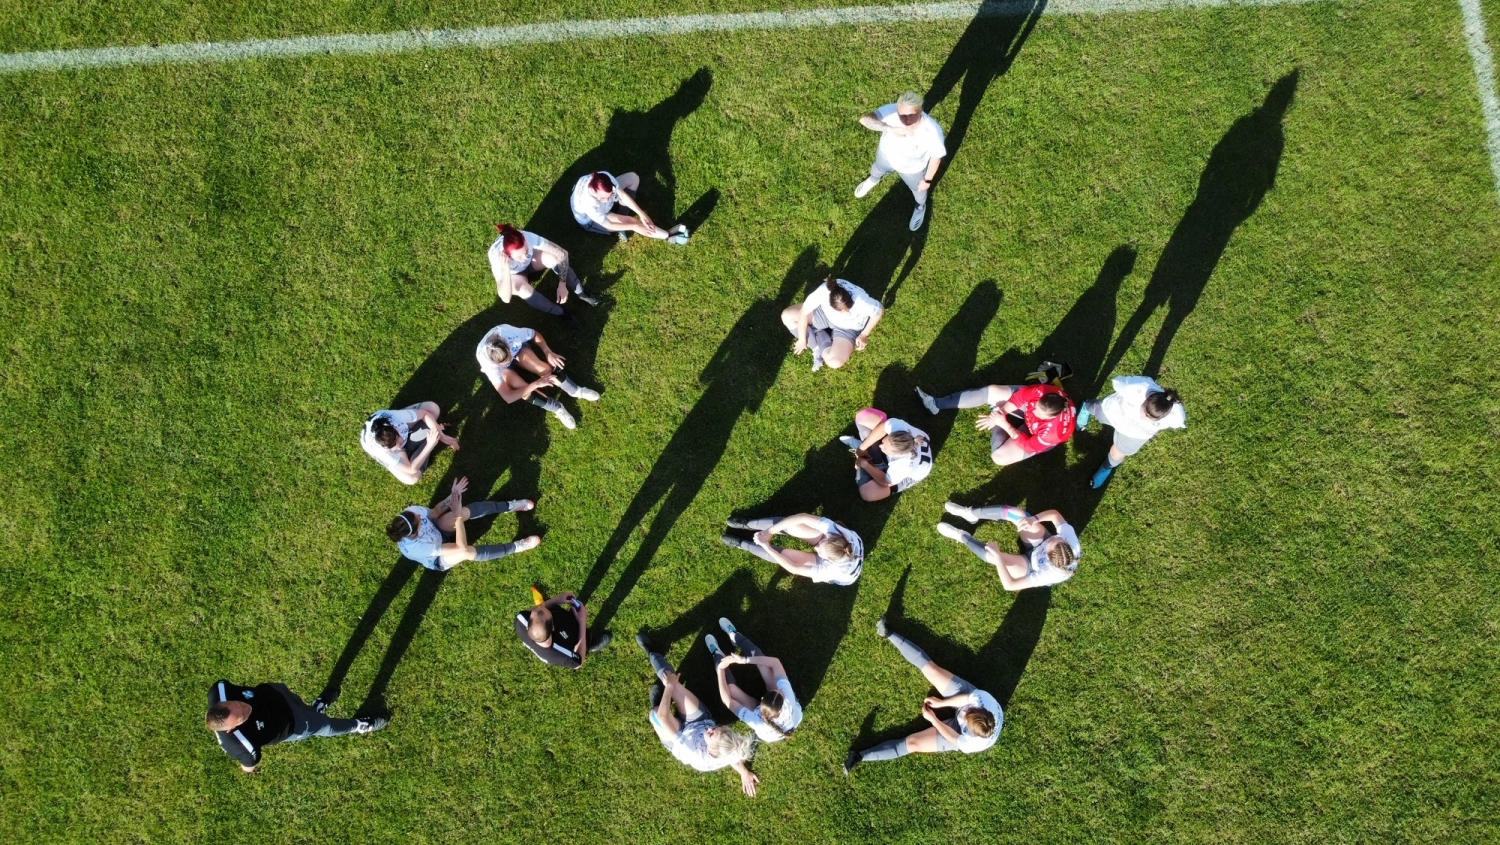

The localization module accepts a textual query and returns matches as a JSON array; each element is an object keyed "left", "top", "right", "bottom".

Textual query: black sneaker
[
  {"left": 725, "top": 516, "right": 753, "bottom": 530},
  {"left": 588, "top": 632, "right": 613, "bottom": 654},
  {"left": 312, "top": 690, "right": 338, "bottom": 714},
  {"left": 635, "top": 633, "right": 654, "bottom": 654},
  {"left": 353, "top": 716, "right": 388, "bottom": 734},
  {"left": 559, "top": 312, "right": 582, "bottom": 331},
  {"left": 719, "top": 534, "right": 742, "bottom": 550},
  {"left": 843, "top": 750, "right": 861, "bottom": 775}
]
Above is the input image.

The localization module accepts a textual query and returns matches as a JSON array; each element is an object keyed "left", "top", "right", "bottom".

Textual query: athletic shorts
[
  {"left": 809, "top": 307, "right": 867, "bottom": 345},
  {"left": 1113, "top": 430, "right": 1152, "bottom": 457},
  {"left": 401, "top": 419, "right": 433, "bottom": 463},
  {"left": 931, "top": 674, "right": 978, "bottom": 753},
  {"left": 575, "top": 204, "right": 624, "bottom": 234}
]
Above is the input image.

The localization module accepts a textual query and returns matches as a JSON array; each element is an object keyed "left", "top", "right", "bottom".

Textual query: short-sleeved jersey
[
  {"left": 396, "top": 506, "right": 446, "bottom": 569},
  {"left": 805, "top": 518, "right": 864, "bottom": 585},
  {"left": 883, "top": 418, "right": 934, "bottom": 492},
  {"left": 360, "top": 407, "right": 422, "bottom": 470},
  {"left": 1026, "top": 522, "right": 1082, "bottom": 587},
  {"left": 514, "top": 605, "right": 583, "bottom": 668},
  {"left": 735, "top": 677, "right": 804, "bottom": 742},
  {"left": 570, "top": 171, "right": 618, "bottom": 227},
  {"left": 952, "top": 688, "right": 1004, "bottom": 754},
  {"left": 873, "top": 104, "right": 948, "bottom": 174},
  {"left": 1003, "top": 384, "right": 1077, "bottom": 455},
  {"left": 476, "top": 325, "right": 537, "bottom": 387},
  {"left": 1099, "top": 375, "right": 1187, "bottom": 442},
  {"left": 660, "top": 715, "right": 732, "bottom": 772},
  {"left": 489, "top": 230, "right": 548, "bottom": 276},
  {"left": 804, "top": 279, "right": 884, "bottom": 332}
]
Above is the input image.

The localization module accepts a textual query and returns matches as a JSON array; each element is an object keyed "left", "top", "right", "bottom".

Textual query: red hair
[
  {"left": 588, "top": 172, "right": 615, "bottom": 194},
  {"left": 495, "top": 223, "right": 525, "bottom": 253}
]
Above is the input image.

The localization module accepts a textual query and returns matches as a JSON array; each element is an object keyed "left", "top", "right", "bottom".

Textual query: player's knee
[{"left": 824, "top": 351, "right": 849, "bottom": 369}]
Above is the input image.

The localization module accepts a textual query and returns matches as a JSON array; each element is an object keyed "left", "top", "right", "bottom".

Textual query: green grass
[{"left": 3, "top": 0, "right": 1499, "bottom": 842}]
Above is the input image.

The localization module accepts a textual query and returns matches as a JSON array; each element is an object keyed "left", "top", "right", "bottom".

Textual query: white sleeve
[
  {"left": 1163, "top": 402, "right": 1187, "bottom": 430},
  {"left": 873, "top": 103, "right": 898, "bottom": 124},
  {"left": 487, "top": 241, "right": 509, "bottom": 283},
  {"left": 1111, "top": 375, "right": 1156, "bottom": 403},
  {"left": 500, "top": 325, "right": 536, "bottom": 349},
  {"left": 925, "top": 120, "right": 948, "bottom": 159},
  {"left": 389, "top": 407, "right": 421, "bottom": 424},
  {"left": 476, "top": 334, "right": 502, "bottom": 386},
  {"left": 802, "top": 285, "right": 830, "bottom": 312},
  {"left": 360, "top": 428, "right": 400, "bottom": 469},
  {"left": 885, "top": 418, "right": 911, "bottom": 436},
  {"left": 1058, "top": 523, "right": 1081, "bottom": 557},
  {"left": 1024, "top": 564, "right": 1074, "bottom": 589}
]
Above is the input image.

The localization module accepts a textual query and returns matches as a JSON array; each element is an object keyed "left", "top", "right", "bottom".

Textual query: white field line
[
  {"left": 1458, "top": 0, "right": 1500, "bottom": 203},
  {"left": 0, "top": 0, "right": 1330, "bottom": 74}
]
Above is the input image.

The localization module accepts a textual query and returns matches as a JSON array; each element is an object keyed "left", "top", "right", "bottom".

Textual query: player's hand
[
  {"left": 793, "top": 337, "right": 807, "bottom": 355},
  {"left": 662, "top": 670, "right": 679, "bottom": 686},
  {"left": 555, "top": 279, "right": 570, "bottom": 304},
  {"left": 753, "top": 531, "right": 773, "bottom": 548},
  {"left": 241, "top": 764, "right": 258, "bottom": 773},
  {"left": 1017, "top": 516, "right": 1041, "bottom": 533},
  {"left": 740, "top": 769, "right": 760, "bottom": 797},
  {"left": 854, "top": 335, "right": 869, "bottom": 351},
  {"left": 546, "top": 352, "right": 566, "bottom": 370},
  {"left": 639, "top": 214, "right": 658, "bottom": 233},
  {"left": 975, "top": 412, "right": 1004, "bottom": 431},
  {"left": 451, "top": 477, "right": 469, "bottom": 499}
]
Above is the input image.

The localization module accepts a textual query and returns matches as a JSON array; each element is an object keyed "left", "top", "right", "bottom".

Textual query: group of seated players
[{"left": 205, "top": 95, "right": 1186, "bottom": 794}]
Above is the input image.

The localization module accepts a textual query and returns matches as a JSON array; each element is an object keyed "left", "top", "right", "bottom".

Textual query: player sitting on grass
[
  {"left": 360, "top": 401, "right": 459, "bottom": 485},
  {"left": 206, "top": 679, "right": 385, "bottom": 773},
  {"left": 838, "top": 407, "right": 933, "bottom": 502},
  {"left": 707, "top": 618, "right": 804, "bottom": 743},
  {"left": 719, "top": 513, "right": 864, "bottom": 586},
  {"left": 386, "top": 477, "right": 539, "bottom": 571},
  {"left": 936, "top": 503, "right": 1081, "bottom": 591},
  {"left": 638, "top": 634, "right": 760, "bottom": 796},
  {"left": 1075, "top": 375, "right": 1186, "bottom": 488},
  {"left": 476, "top": 323, "right": 601, "bottom": 430},
  {"left": 781, "top": 275, "right": 884, "bottom": 371},
  {"left": 488, "top": 223, "right": 600, "bottom": 327},
  {"left": 915, "top": 381, "right": 1076, "bottom": 466},
  {"left": 844, "top": 617, "right": 1001, "bottom": 774},
  {"left": 515, "top": 589, "right": 611, "bottom": 669},
  {"left": 570, "top": 170, "right": 689, "bottom": 244}
]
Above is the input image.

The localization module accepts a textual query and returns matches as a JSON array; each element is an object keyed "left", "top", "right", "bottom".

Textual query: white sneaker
[
  {"left": 943, "top": 502, "right": 978, "bottom": 524},
  {"left": 854, "top": 177, "right": 880, "bottom": 198},
  {"left": 507, "top": 499, "right": 536, "bottom": 512},
  {"left": 553, "top": 407, "right": 577, "bottom": 429},
  {"left": 811, "top": 345, "right": 824, "bottom": 372},
  {"left": 668, "top": 224, "right": 690, "bottom": 245},
  {"left": 935, "top": 523, "right": 970, "bottom": 543},
  {"left": 839, "top": 436, "right": 862, "bottom": 451},
  {"left": 574, "top": 386, "right": 601, "bottom": 401},
  {"left": 915, "top": 387, "right": 939, "bottom": 415},
  {"left": 513, "top": 535, "right": 542, "bottom": 553},
  {"left": 909, "top": 204, "right": 927, "bottom": 231}
]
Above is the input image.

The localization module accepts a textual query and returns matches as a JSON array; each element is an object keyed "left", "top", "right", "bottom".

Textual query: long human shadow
[
  {"left": 516, "top": 67, "right": 719, "bottom": 355},
  {"left": 850, "top": 565, "right": 1051, "bottom": 750},
  {"left": 576, "top": 247, "right": 819, "bottom": 631},
  {"left": 923, "top": 0, "right": 1048, "bottom": 169},
  {"left": 832, "top": 184, "right": 929, "bottom": 309},
  {"left": 1102, "top": 69, "right": 1298, "bottom": 380}
]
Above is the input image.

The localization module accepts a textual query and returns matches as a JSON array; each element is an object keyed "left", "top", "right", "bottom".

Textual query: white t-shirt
[
  {"left": 659, "top": 715, "right": 732, "bottom": 772},
  {"left": 1026, "top": 523, "right": 1082, "bottom": 587},
  {"left": 396, "top": 507, "right": 445, "bottom": 569},
  {"left": 1099, "top": 375, "right": 1187, "bottom": 442},
  {"left": 874, "top": 104, "right": 948, "bottom": 175},
  {"left": 806, "top": 518, "right": 864, "bottom": 585},
  {"left": 570, "top": 171, "right": 618, "bottom": 227},
  {"left": 360, "top": 407, "right": 424, "bottom": 470},
  {"left": 805, "top": 279, "right": 884, "bottom": 332},
  {"left": 953, "top": 689, "right": 1003, "bottom": 753},
  {"left": 488, "top": 230, "right": 546, "bottom": 276},
  {"left": 476, "top": 324, "right": 537, "bottom": 387},
  {"left": 736, "top": 678, "right": 803, "bottom": 743},
  {"left": 883, "top": 419, "right": 933, "bottom": 492}
]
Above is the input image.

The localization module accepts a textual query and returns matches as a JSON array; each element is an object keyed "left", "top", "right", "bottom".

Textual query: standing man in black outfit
[
  {"left": 205, "top": 680, "right": 387, "bottom": 772},
  {"left": 515, "top": 591, "right": 612, "bottom": 669}
]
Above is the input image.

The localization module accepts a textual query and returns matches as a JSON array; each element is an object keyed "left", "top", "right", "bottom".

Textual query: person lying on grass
[
  {"left": 936, "top": 503, "right": 1080, "bottom": 590},
  {"left": 206, "top": 679, "right": 386, "bottom": 773},
  {"left": 475, "top": 323, "right": 601, "bottom": 430},
  {"left": 638, "top": 634, "right": 760, "bottom": 796},
  {"left": 719, "top": 513, "right": 863, "bottom": 586},
  {"left": 386, "top": 476, "right": 539, "bottom": 571},
  {"left": 707, "top": 617, "right": 803, "bottom": 743},
  {"left": 570, "top": 170, "right": 689, "bottom": 244},
  {"left": 844, "top": 617, "right": 1001, "bottom": 774},
  {"left": 838, "top": 407, "right": 933, "bottom": 502},
  {"left": 360, "top": 401, "right": 459, "bottom": 485},
  {"left": 781, "top": 275, "right": 884, "bottom": 371}
]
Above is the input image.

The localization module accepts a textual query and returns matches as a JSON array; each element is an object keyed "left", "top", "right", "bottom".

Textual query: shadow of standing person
[
  {"left": 1103, "top": 70, "right": 1299, "bottom": 379},
  {"left": 833, "top": 185, "right": 929, "bottom": 309},
  {"left": 576, "top": 247, "right": 819, "bottom": 632},
  {"left": 923, "top": 0, "right": 1048, "bottom": 168}
]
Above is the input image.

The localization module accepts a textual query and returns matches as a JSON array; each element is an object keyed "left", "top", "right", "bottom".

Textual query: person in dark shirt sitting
[
  {"left": 205, "top": 680, "right": 387, "bottom": 772},
  {"left": 515, "top": 591, "right": 612, "bottom": 669}
]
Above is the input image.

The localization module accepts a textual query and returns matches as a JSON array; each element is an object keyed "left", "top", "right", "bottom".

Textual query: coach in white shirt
[{"left": 855, "top": 91, "right": 948, "bottom": 231}]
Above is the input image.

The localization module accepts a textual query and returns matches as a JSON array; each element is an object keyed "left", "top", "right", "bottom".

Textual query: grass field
[{"left": 3, "top": 0, "right": 1499, "bottom": 841}]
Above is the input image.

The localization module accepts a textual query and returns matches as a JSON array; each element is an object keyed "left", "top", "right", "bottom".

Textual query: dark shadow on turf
[
  {"left": 1102, "top": 69, "right": 1297, "bottom": 380},
  {"left": 924, "top": 0, "right": 1048, "bottom": 169},
  {"left": 833, "top": 185, "right": 929, "bottom": 309},
  {"left": 576, "top": 247, "right": 818, "bottom": 632},
  {"left": 319, "top": 73, "right": 716, "bottom": 716}
]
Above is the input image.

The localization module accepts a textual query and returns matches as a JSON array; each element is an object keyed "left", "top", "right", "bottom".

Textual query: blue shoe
[
  {"left": 1076, "top": 404, "right": 1092, "bottom": 429},
  {"left": 705, "top": 634, "right": 725, "bottom": 660},
  {"left": 1090, "top": 463, "right": 1115, "bottom": 489}
]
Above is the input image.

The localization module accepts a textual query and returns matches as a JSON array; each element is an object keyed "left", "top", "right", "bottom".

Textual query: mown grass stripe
[
  {"left": 1458, "top": 0, "right": 1500, "bottom": 203},
  {"left": 0, "top": 0, "right": 1331, "bottom": 75}
]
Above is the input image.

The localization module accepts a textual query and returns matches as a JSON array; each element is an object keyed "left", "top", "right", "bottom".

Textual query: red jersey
[{"left": 1004, "top": 384, "right": 1077, "bottom": 454}]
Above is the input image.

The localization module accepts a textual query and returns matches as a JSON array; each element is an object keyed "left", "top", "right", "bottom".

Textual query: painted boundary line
[
  {"left": 0, "top": 0, "right": 1329, "bottom": 74},
  {"left": 1458, "top": 0, "right": 1500, "bottom": 203}
]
